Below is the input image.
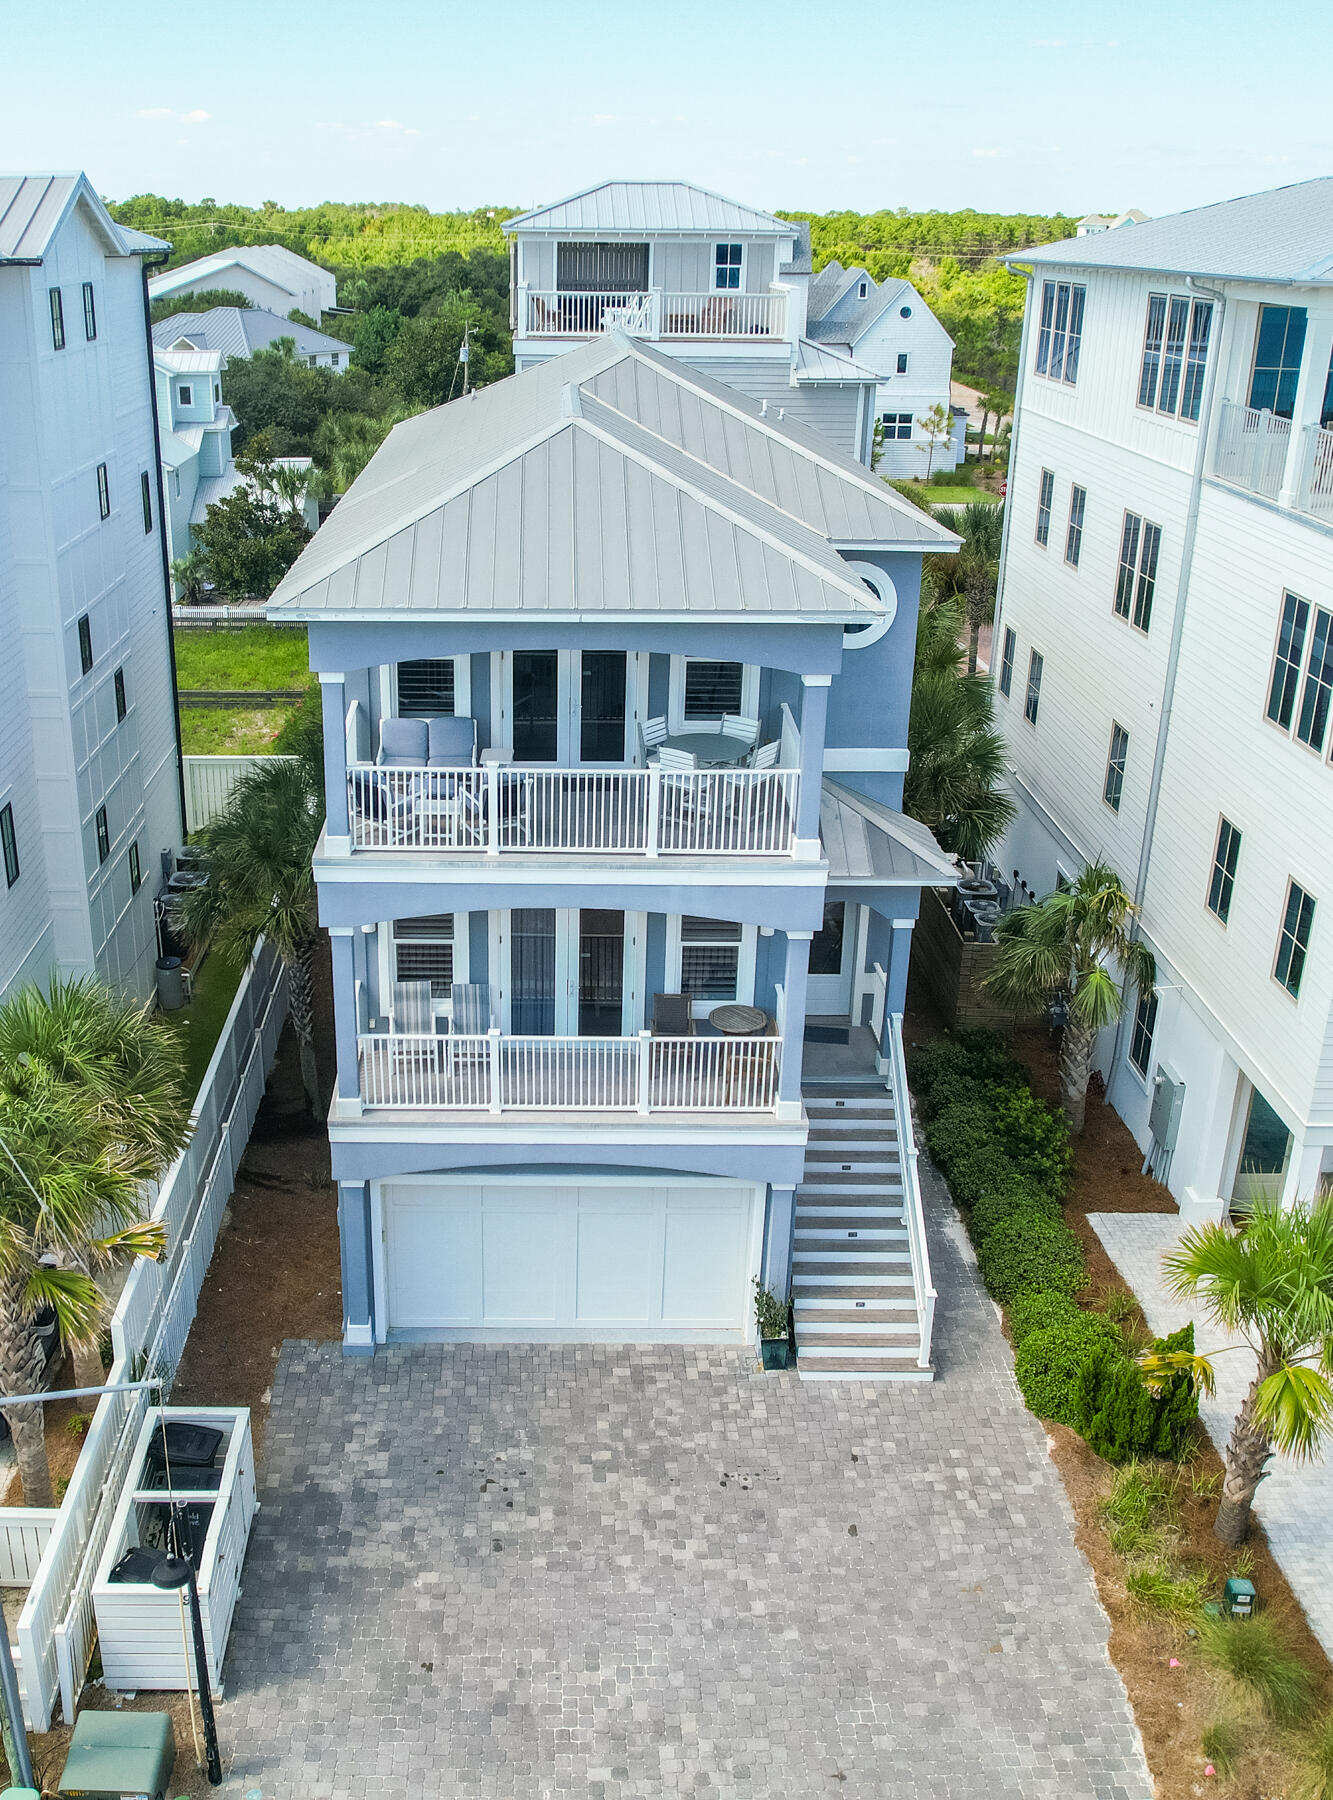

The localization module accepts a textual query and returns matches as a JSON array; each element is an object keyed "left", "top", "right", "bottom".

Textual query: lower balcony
[
  {"left": 357, "top": 1030, "right": 781, "bottom": 1114},
  {"left": 1212, "top": 400, "right": 1333, "bottom": 523}
]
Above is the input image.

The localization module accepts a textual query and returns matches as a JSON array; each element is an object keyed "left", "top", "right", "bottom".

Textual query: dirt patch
[{"left": 171, "top": 938, "right": 342, "bottom": 1459}]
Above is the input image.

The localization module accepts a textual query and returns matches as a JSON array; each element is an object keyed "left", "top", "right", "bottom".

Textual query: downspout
[
  {"left": 1106, "top": 274, "right": 1228, "bottom": 1086},
  {"left": 138, "top": 250, "right": 190, "bottom": 844},
  {"left": 988, "top": 264, "right": 1034, "bottom": 685}
]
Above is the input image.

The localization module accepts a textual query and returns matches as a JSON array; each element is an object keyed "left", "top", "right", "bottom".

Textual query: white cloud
[{"left": 136, "top": 106, "right": 211, "bottom": 124}]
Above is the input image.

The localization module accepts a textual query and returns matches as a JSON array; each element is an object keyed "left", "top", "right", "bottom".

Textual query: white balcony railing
[
  {"left": 1213, "top": 400, "right": 1291, "bottom": 500},
  {"left": 346, "top": 764, "right": 799, "bottom": 856},
  {"left": 523, "top": 288, "right": 787, "bottom": 341},
  {"left": 1298, "top": 421, "right": 1333, "bottom": 523},
  {"left": 357, "top": 1031, "right": 781, "bottom": 1114}
]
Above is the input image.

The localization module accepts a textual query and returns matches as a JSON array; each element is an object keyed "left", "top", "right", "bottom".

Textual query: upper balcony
[
  {"left": 519, "top": 287, "right": 789, "bottom": 343},
  {"left": 1213, "top": 400, "right": 1333, "bottom": 526}
]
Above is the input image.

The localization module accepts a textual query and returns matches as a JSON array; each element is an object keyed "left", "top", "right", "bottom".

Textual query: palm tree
[
  {"left": 987, "top": 859, "right": 1156, "bottom": 1130},
  {"left": 0, "top": 979, "right": 188, "bottom": 1505},
  {"left": 929, "top": 500, "right": 1004, "bottom": 675},
  {"left": 315, "top": 408, "right": 419, "bottom": 494},
  {"left": 1141, "top": 1199, "right": 1333, "bottom": 1544},
  {"left": 177, "top": 756, "right": 325, "bottom": 1118},
  {"left": 903, "top": 594, "right": 1015, "bottom": 863},
  {"left": 170, "top": 547, "right": 210, "bottom": 606}
]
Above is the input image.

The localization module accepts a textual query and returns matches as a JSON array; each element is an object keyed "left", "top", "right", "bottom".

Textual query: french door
[
  {"left": 499, "top": 650, "right": 642, "bottom": 764},
  {"left": 500, "top": 909, "right": 643, "bottom": 1035},
  {"left": 805, "top": 901, "right": 856, "bottom": 1016}
]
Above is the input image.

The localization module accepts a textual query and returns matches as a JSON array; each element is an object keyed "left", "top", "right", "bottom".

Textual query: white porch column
[
  {"left": 777, "top": 930, "right": 813, "bottom": 1119},
  {"left": 1278, "top": 310, "right": 1333, "bottom": 510},
  {"left": 1280, "top": 1137, "right": 1328, "bottom": 1212},
  {"left": 793, "top": 674, "right": 830, "bottom": 860},
  {"left": 319, "top": 671, "right": 350, "bottom": 853},
  {"left": 762, "top": 1184, "right": 797, "bottom": 1299},
  {"left": 338, "top": 1181, "right": 375, "bottom": 1354},
  {"left": 328, "top": 926, "right": 362, "bottom": 1106}
]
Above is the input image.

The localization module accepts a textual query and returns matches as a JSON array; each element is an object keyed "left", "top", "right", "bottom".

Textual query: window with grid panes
[
  {"left": 1207, "top": 818, "right": 1241, "bottom": 923},
  {"left": 1103, "top": 723, "right": 1128, "bottom": 811},
  {"left": 679, "top": 917, "right": 742, "bottom": 1000},
  {"left": 49, "top": 288, "right": 65, "bottom": 350},
  {"left": 128, "top": 842, "right": 141, "bottom": 894},
  {"left": 683, "top": 661, "right": 744, "bottom": 719},
  {"left": 1035, "top": 468, "right": 1054, "bottom": 545},
  {"left": 396, "top": 660, "right": 455, "bottom": 714},
  {"left": 998, "top": 627, "right": 1016, "bottom": 697},
  {"left": 95, "top": 807, "right": 110, "bottom": 863},
  {"left": 1275, "top": 881, "right": 1316, "bottom": 998},
  {"left": 1267, "top": 592, "right": 1311, "bottom": 729},
  {"left": 714, "top": 244, "right": 742, "bottom": 290},
  {"left": 114, "top": 667, "right": 126, "bottom": 721},
  {"left": 1035, "top": 280, "right": 1085, "bottom": 384},
  {"left": 1295, "top": 608, "right": 1333, "bottom": 753},
  {"left": 96, "top": 463, "right": 110, "bottom": 519},
  {"left": 880, "top": 412, "right": 912, "bottom": 440},
  {"left": 1139, "top": 295, "right": 1212, "bottom": 420},
  {"left": 392, "top": 915, "right": 454, "bottom": 997},
  {"left": 1113, "top": 512, "right": 1161, "bottom": 631},
  {"left": 1129, "top": 990, "right": 1158, "bottom": 1076},
  {"left": 1065, "top": 485, "right": 1086, "bottom": 566},
  {"left": 78, "top": 614, "right": 93, "bottom": 674},
  {"left": 82, "top": 282, "right": 97, "bottom": 341},
  {"left": 1024, "top": 650, "right": 1044, "bottom": 725}
]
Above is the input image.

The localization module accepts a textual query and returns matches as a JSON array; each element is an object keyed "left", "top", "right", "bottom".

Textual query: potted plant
[{"left": 754, "top": 1279, "right": 794, "bottom": 1371}]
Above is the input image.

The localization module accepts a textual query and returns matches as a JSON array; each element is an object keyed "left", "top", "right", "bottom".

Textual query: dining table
[{"left": 660, "top": 732, "right": 751, "bottom": 767}]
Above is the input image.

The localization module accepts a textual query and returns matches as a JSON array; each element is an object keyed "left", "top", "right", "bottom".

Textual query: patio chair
[
  {"left": 427, "top": 714, "right": 478, "bottom": 767},
  {"left": 652, "top": 746, "right": 697, "bottom": 771},
  {"left": 721, "top": 714, "right": 760, "bottom": 748},
  {"left": 450, "top": 982, "right": 493, "bottom": 1034},
  {"left": 640, "top": 716, "right": 669, "bottom": 756},
  {"left": 750, "top": 739, "right": 780, "bottom": 769},
  {"left": 391, "top": 980, "right": 434, "bottom": 1033},
  {"left": 377, "top": 718, "right": 429, "bottom": 766}
]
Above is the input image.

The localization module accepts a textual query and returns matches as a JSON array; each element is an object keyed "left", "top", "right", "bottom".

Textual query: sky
[{"left": 2, "top": 0, "right": 1329, "bottom": 220}]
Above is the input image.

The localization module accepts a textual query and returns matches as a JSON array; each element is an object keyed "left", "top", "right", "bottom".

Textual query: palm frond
[
  {"left": 23, "top": 1264, "right": 104, "bottom": 1344},
  {"left": 1251, "top": 1364, "right": 1333, "bottom": 1460},
  {"left": 1138, "top": 1346, "right": 1217, "bottom": 1397},
  {"left": 91, "top": 1220, "right": 167, "bottom": 1264}
]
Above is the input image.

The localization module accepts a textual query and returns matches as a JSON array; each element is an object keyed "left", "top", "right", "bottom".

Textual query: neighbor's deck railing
[
  {"left": 884, "top": 1011, "right": 936, "bottom": 1371},
  {"left": 523, "top": 287, "right": 787, "bottom": 340},
  {"left": 1213, "top": 400, "right": 1291, "bottom": 501},
  {"left": 1298, "top": 421, "right": 1333, "bottom": 522},
  {"left": 358, "top": 1031, "right": 781, "bottom": 1114},
  {"left": 183, "top": 754, "right": 297, "bottom": 833},
  {"left": 346, "top": 764, "right": 799, "bottom": 856}
]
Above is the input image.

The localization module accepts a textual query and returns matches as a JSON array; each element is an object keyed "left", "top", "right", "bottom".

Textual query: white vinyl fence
[
  {"left": 15, "top": 938, "right": 287, "bottom": 1729},
  {"left": 183, "top": 755, "right": 296, "bottom": 833}
]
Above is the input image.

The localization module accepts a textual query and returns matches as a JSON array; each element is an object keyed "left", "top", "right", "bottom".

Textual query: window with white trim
[
  {"left": 397, "top": 660, "right": 455, "bottom": 714},
  {"left": 1103, "top": 723, "right": 1128, "bottom": 812},
  {"left": 392, "top": 915, "right": 456, "bottom": 999},
  {"left": 1035, "top": 468, "right": 1054, "bottom": 546},
  {"left": 1207, "top": 818, "right": 1240, "bottom": 923},
  {"left": 178, "top": 385, "right": 193, "bottom": 407},
  {"left": 95, "top": 806, "right": 110, "bottom": 864},
  {"left": 895, "top": 352, "right": 909, "bottom": 374},
  {"left": 1138, "top": 293, "right": 1212, "bottom": 421},
  {"left": 49, "top": 288, "right": 65, "bottom": 351},
  {"left": 714, "top": 243, "right": 742, "bottom": 290},
  {"left": 1023, "top": 650, "right": 1044, "bottom": 725},
  {"left": 96, "top": 464, "right": 110, "bottom": 520},
  {"left": 880, "top": 412, "right": 912, "bottom": 440},
  {"left": 1266, "top": 591, "right": 1333, "bottom": 755},
  {"left": 1035, "top": 280, "right": 1086, "bottom": 385},
  {"left": 1064, "top": 485, "right": 1086, "bottom": 567},
  {"left": 1129, "top": 990, "right": 1158, "bottom": 1077},
  {"left": 82, "top": 281, "right": 97, "bottom": 341},
  {"left": 998, "top": 627, "right": 1016, "bottom": 698},
  {"left": 670, "top": 658, "right": 756, "bottom": 728},
  {"left": 1274, "top": 880, "right": 1316, "bottom": 999},
  {"left": 0, "top": 804, "right": 18, "bottom": 889},
  {"left": 668, "top": 916, "right": 756, "bottom": 1017},
  {"left": 128, "top": 841, "right": 142, "bottom": 894},
  {"left": 1113, "top": 512, "right": 1161, "bottom": 632}
]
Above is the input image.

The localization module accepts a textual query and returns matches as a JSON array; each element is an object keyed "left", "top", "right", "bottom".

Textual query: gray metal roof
[
  {"left": 821, "top": 781, "right": 958, "bottom": 885},
  {"left": 793, "top": 338, "right": 880, "bottom": 384},
  {"left": 1008, "top": 178, "right": 1333, "bottom": 283},
  {"left": 803, "top": 269, "right": 948, "bottom": 353},
  {"left": 148, "top": 243, "right": 327, "bottom": 297},
  {"left": 0, "top": 173, "right": 169, "bottom": 262},
  {"left": 503, "top": 182, "right": 792, "bottom": 236},
  {"left": 153, "top": 306, "right": 353, "bottom": 360},
  {"left": 269, "top": 334, "right": 955, "bottom": 621}
]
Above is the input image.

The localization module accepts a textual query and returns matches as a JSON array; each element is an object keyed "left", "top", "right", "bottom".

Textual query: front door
[
  {"left": 805, "top": 900, "right": 855, "bottom": 1016},
  {"left": 501, "top": 909, "right": 639, "bottom": 1035},
  {"left": 502, "top": 651, "right": 636, "bottom": 764}
]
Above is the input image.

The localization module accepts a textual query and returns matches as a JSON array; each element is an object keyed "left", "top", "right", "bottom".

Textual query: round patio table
[
  {"left": 708, "top": 1003, "right": 769, "bottom": 1036},
  {"left": 661, "top": 732, "right": 750, "bottom": 767}
]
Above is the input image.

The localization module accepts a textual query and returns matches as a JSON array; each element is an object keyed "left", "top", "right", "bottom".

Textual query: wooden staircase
[{"left": 793, "top": 1085, "right": 933, "bottom": 1381}]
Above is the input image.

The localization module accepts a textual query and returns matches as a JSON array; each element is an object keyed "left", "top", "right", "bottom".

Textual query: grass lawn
[
  {"left": 160, "top": 949, "right": 246, "bottom": 1103},
  {"left": 922, "top": 487, "right": 1002, "bottom": 505},
  {"left": 173, "top": 625, "right": 309, "bottom": 691},
  {"left": 179, "top": 706, "right": 294, "bottom": 754}
]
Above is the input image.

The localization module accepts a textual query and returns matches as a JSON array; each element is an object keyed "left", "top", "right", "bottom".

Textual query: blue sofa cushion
[
  {"left": 378, "top": 717, "right": 429, "bottom": 766},
  {"left": 428, "top": 715, "right": 476, "bottom": 766}
]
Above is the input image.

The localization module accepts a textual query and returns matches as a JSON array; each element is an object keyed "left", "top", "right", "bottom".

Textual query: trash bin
[{"left": 155, "top": 955, "right": 184, "bottom": 1011}]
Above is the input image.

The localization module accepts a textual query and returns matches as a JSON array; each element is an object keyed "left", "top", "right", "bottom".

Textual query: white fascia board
[
  {"left": 329, "top": 1112, "right": 808, "bottom": 1147},
  {"left": 313, "top": 855, "right": 829, "bottom": 888},
  {"left": 270, "top": 604, "right": 876, "bottom": 626}
]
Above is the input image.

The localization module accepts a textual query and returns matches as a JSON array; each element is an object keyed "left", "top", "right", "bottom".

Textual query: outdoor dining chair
[
  {"left": 750, "top": 740, "right": 781, "bottom": 769},
  {"left": 721, "top": 714, "right": 760, "bottom": 748}
]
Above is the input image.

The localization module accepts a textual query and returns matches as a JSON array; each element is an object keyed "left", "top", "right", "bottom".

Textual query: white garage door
[{"left": 379, "top": 1178, "right": 759, "bottom": 1342}]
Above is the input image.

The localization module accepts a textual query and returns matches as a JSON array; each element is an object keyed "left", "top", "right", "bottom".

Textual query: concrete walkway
[
  {"left": 212, "top": 1177, "right": 1150, "bottom": 1799},
  {"left": 1091, "top": 1211, "right": 1333, "bottom": 1657}
]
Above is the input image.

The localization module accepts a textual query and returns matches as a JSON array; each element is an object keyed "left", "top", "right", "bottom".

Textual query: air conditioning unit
[{"left": 1149, "top": 1065, "right": 1185, "bottom": 1155}]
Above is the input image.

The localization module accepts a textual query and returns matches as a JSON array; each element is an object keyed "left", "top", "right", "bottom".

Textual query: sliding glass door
[
  {"left": 502, "top": 651, "right": 632, "bottom": 764},
  {"left": 503, "top": 909, "right": 635, "bottom": 1035}
]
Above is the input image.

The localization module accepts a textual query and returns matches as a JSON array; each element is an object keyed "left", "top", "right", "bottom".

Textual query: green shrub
[
  {"left": 923, "top": 1101, "right": 996, "bottom": 1176},
  {"left": 992, "top": 1086, "right": 1072, "bottom": 1199},
  {"left": 1200, "top": 1718, "right": 1242, "bottom": 1779},
  {"left": 944, "top": 1145, "right": 1027, "bottom": 1209},
  {"left": 1013, "top": 1312, "right": 1120, "bottom": 1426},
  {"left": 976, "top": 1212, "right": 1088, "bottom": 1305},
  {"left": 1099, "top": 1459, "right": 1179, "bottom": 1556},
  {"left": 273, "top": 681, "right": 323, "bottom": 762},
  {"left": 908, "top": 1030, "right": 1021, "bottom": 1113},
  {"left": 1124, "top": 1561, "right": 1208, "bottom": 1623},
  {"left": 1296, "top": 1710, "right": 1333, "bottom": 1800},
  {"left": 1008, "top": 1289, "right": 1083, "bottom": 1349},
  {"left": 968, "top": 1185, "right": 1061, "bottom": 1247},
  {"left": 917, "top": 1068, "right": 993, "bottom": 1121},
  {"left": 1199, "top": 1614, "right": 1316, "bottom": 1725}
]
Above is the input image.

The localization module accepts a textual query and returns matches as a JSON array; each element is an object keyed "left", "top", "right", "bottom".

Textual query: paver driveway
[{"left": 218, "top": 1172, "right": 1150, "bottom": 1799}]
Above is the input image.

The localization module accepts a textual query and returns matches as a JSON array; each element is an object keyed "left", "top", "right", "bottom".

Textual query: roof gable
[
  {"left": 150, "top": 306, "right": 353, "bottom": 359},
  {"left": 503, "top": 181, "right": 792, "bottom": 236},
  {"left": 0, "top": 173, "right": 168, "bottom": 263}
]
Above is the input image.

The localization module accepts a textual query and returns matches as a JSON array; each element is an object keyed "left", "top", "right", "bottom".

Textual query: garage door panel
[
  {"left": 661, "top": 1191, "right": 751, "bottom": 1326},
  {"left": 575, "top": 1195, "right": 662, "bottom": 1324},
  {"left": 388, "top": 1189, "right": 482, "bottom": 1327},
  {"left": 481, "top": 1194, "right": 565, "bottom": 1323}
]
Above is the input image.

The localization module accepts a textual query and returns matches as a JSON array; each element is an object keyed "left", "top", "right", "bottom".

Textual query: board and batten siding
[{"left": 1142, "top": 483, "right": 1333, "bottom": 1131}]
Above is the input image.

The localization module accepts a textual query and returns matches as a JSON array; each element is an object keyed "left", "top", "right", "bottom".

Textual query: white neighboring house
[
  {"left": 0, "top": 173, "right": 184, "bottom": 1004},
  {"left": 504, "top": 181, "right": 880, "bottom": 461},
  {"left": 1075, "top": 210, "right": 1150, "bottom": 237},
  {"left": 804, "top": 263, "right": 963, "bottom": 477},
  {"left": 992, "top": 176, "right": 1333, "bottom": 1220},
  {"left": 148, "top": 244, "right": 336, "bottom": 324},
  {"left": 152, "top": 306, "right": 353, "bottom": 369}
]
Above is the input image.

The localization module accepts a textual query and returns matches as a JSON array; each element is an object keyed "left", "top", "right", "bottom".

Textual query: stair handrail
[{"left": 886, "top": 1011, "right": 936, "bottom": 1369}]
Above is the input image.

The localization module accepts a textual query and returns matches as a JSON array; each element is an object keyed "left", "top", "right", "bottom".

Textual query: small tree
[
  {"left": 1142, "top": 1200, "right": 1333, "bottom": 1544},
  {"left": 979, "top": 390, "right": 1013, "bottom": 463},
  {"left": 904, "top": 595, "right": 1014, "bottom": 861},
  {"left": 917, "top": 402, "right": 953, "bottom": 479},
  {"left": 170, "top": 547, "right": 210, "bottom": 606},
  {"left": 192, "top": 486, "right": 310, "bottom": 599},
  {"left": 177, "top": 757, "right": 325, "bottom": 1117},
  {"left": 987, "top": 861, "right": 1156, "bottom": 1130}
]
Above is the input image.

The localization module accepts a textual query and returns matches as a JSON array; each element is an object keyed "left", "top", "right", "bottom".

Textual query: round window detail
[
  {"left": 899, "top": 305, "right": 912, "bottom": 318},
  {"left": 841, "top": 562, "right": 897, "bottom": 649}
]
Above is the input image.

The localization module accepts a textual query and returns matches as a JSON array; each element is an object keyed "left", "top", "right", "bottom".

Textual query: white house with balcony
[
  {"left": 0, "top": 173, "right": 184, "bottom": 1004},
  {"left": 992, "top": 176, "right": 1333, "bottom": 1221},
  {"left": 504, "top": 182, "right": 880, "bottom": 462},
  {"left": 269, "top": 330, "right": 959, "bottom": 1375}
]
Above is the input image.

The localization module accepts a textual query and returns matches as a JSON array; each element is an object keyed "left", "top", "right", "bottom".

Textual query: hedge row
[{"left": 910, "top": 1030, "right": 1197, "bottom": 1460}]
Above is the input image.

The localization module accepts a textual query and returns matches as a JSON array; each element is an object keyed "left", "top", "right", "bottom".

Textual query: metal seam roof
[
  {"left": 0, "top": 173, "right": 169, "bottom": 262},
  {"left": 503, "top": 181, "right": 792, "bottom": 236},
  {"left": 821, "top": 780, "right": 959, "bottom": 884},
  {"left": 152, "top": 306, "right": 352, "bottom": 359}
]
